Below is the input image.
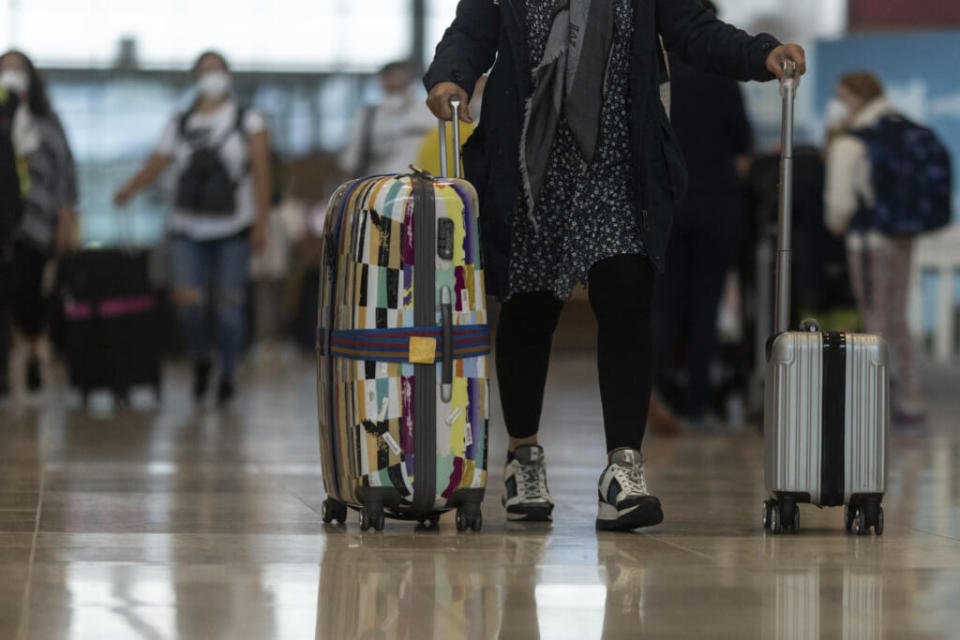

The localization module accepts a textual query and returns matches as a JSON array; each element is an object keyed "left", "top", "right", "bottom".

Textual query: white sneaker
[
  {"left": 502, "top": 445, "right": 555, "bottom": 522},
  {"left": 596, "top": 448, "right": 663, "bottom": 532}
]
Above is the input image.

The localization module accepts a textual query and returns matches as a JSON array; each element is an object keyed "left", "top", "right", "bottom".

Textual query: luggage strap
[{"left": 318, "top": 324, "right": 490, "bottom": 363}]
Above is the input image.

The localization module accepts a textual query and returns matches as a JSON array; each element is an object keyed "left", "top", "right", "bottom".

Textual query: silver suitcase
[{"left": 761, "top": 62, "right": 890, "bottom": 535}]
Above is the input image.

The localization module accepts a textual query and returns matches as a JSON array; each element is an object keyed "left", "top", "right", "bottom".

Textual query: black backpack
[
  {"left": 175, "top": 105, "right": 247, "bottom": 215},
  {"left": 0, "top": 88, "right": 23, "bottom": 245}
]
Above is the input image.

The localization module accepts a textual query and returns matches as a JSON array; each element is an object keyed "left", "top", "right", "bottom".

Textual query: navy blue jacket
[{"left": 424, "top": 0, "right": 780, "bottom": 297}]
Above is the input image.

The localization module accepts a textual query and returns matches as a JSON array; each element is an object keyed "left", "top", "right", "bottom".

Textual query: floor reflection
[
  {"left": 2, "top": 355, "right": 960, "bottom": 639},
  {"left": 314, "top": 530, "right": 507, "bottom": 639}
]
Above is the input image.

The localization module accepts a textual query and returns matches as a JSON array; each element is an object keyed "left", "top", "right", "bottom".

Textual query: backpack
[
  {"left": 175, "top": 105, "right": 247, "bottom": 215},
  {"left": 851, "top": 114, "right": 953, "bottom": 235},
  {"left": 0, "top": 88, "right": 23, "bottom": 245}
]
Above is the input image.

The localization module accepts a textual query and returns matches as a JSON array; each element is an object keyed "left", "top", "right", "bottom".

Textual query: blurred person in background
[
  {"left": 115, "top": 51, "right": 272, "bottom": 407},
  {"left": 0, "top": 50, "right": 77, "bottom": 400},
  {"left": 824, "top": 72, "right": 934, "bottom": 425},
  {"left": 341, "top": 61, "right": 435, "bottom": 176},
  {"left": 0, "top": 83, "right": 23, "bottom": 399},
  {"left": 426, "top": 0, "right": 805, "bottom": 531},
  {"left": 651, "top": 0, "right": 754, "bottom": 432}
]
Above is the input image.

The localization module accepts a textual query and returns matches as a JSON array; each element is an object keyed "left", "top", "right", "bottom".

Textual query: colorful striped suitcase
[
  {"left": 761, "top": 62, "right": 889, "bottom": 535},
  {"left": 317, "top": 102, "right": 490, "bottom": 531}
]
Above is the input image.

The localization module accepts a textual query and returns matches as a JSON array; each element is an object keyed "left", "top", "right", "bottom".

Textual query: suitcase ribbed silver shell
[
  {"left": 761, "top": 61, "right": 890, "bottom": 536},
  {"left": 763, "top": 333, "right": 889, "bottom": 501}
]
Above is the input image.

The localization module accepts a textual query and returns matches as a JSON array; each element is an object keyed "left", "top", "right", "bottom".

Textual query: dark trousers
[
  {"left": 10, "top": 241, "right": 50, "bottom": 339},
  {"left": 653, "top": 200, "right": 740, "bottom": 420},
  {"left": 495, "top": 254, "right": 655, "bottom": 453}
]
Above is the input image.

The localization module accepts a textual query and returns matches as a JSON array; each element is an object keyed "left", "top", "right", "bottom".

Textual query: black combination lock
[{"left": 437, "top": 218, "right": 455, "bottom": 260}]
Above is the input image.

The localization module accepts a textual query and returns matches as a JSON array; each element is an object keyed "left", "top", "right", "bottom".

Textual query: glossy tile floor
[{"left": 2, "top": 346, "right": 960, "bottom": 640}]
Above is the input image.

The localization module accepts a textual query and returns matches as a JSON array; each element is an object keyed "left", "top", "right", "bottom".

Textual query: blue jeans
[{"left": 169, "top": 232, "right": 250, "bottom": 379}]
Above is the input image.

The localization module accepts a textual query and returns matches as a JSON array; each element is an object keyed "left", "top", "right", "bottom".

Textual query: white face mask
[
  {"left": 470, "top": 99, "right": 482, "bottom": 122},
  {"left": 0, "top": 69, "right": 29, "bottom": 97},
  {"left": 197, "top": 71, "right": 231, "bottom": 99},
  {"left": 825, "top": 98, "right": 851, "bottom": 128}
]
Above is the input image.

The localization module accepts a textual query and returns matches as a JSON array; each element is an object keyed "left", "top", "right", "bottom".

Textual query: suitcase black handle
[
  {"left": 437, "top": 97, "right": 463, "bottom": 179},
  {"left": 774, "top": 60, "right": 799, "bottom": 336},
  {"left": 440, "top": 286, "right": 453, "bottom": 402}
]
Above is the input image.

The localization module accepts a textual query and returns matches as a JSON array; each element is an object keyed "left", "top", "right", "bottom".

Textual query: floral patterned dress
[{"left": 508, "top": 0, "right": 645, "bottom": 300}]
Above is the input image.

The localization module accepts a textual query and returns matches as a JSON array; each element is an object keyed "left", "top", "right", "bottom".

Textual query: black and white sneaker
[
  {"left": 502, "top": 445, "right": 555, "bottom": 522},
  {"left": 596, "top": 447, "right": 663, "bottom": 532}
]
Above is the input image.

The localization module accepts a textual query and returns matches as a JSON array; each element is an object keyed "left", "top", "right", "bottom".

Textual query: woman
[
  {"left": 0, "top": 50, "right": 77, "bottom": 398},
  {"left": 425, "top": 0, "right": 805, "bottom": 531},
  {"left": 115, "top": 51, "right": 271, "bottom": 406},
  {"left": 824, "top": 72, "right": 925, "bottom": 425}
]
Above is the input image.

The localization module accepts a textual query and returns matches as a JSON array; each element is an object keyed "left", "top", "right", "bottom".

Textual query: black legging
[{"left": 495, "top": 254, "right": 655, "bottom": 453}]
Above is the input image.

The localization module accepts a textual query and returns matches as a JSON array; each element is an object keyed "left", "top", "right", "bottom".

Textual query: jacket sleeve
[
  {"left": 423, "top": 0, "right": 501, "bottom": 97},
  {"left": 824, "top": 135, "right": 870, "bottom": 236},
  {"left": 657, "top": 0, "right": 780, "bottom": 82}
]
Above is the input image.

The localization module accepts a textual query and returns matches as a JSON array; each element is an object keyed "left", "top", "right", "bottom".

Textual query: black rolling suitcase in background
[{"left": 58, "top": 249, "right": 161, "bottom": 404}]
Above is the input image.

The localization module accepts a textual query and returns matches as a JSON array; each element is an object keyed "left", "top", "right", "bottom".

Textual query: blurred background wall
[{"left": 1, "top": 0, "right": 957, "bottom": 362}]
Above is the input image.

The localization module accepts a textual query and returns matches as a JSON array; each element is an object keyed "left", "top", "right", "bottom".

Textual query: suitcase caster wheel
[
  {"left": 874, "top": 507, "right": 884, "bottom": 536},
  {"left": 844, "top": 505, "right": 855, "bottom": 533},
  {"left": 456, "top": 506, "right": 482, "bottom": 532},
  {"left": 762, "top": 500, "right": 774, "bottom": 530},
  {"left": 418, "top": 514, "right": 440, "bottom": 529},
  {"left": 852, "top": 507, "right": 867, "bottom": 535},
  {"left": 322, "top": 498, "right": 347, "bottom": 524},
  {"left": 360, "top": 505, "right": 384, "bottom": 532},
  {"left": 769, "top": 503, "right": 783, "bottom": 534}
]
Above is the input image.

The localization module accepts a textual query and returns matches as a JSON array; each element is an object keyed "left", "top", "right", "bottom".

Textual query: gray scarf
[{"left": 520, "top": 0, "right": 615, "bottom": 222}]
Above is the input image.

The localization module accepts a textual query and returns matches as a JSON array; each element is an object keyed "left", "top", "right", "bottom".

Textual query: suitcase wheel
[
  {"left": 417, "top": 514, "right": 441, "bottom": 529},
  {"left": 455, "top": 504, "right": 482, "bottom": 533},
  {"left": 321, "top": 498, "right": 348, "bottom": 525},
  {"left": 764, "top": 498, "right": 799, "bottom": 535},
  {"left": 848, "top": 504, "right": 884, "bottom": 536},
  {"left": 359, "top": 504, "right": 385, "bottom": 532},
  {"left": 761, "top": 500, "right": 774, "bottom": 530}
]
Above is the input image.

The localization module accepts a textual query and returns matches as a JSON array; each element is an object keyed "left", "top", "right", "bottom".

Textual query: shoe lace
[
  {"left": 613, "top": 461, "right": 648, "bottom": 496},
  {"left": 517, "top": 461, "right": 548, "bottom": 499}
]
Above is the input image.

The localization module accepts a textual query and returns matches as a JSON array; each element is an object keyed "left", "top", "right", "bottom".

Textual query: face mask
[
  {"left": 825, "top": 98, "right": 851, "bottom": 128},
  {"left": 470, "top": 99, "right": 482, "bottom": 122},
  {"left": 0, "top": 69, "right": 29, "bottom": 97},
  {"left": 197, "top": 71, "right": 231, "bottom": 99}
]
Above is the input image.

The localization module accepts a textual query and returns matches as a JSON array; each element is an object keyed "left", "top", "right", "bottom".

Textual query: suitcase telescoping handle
[
  {"left": 437, "top": 97, "right": 463, "bottom": 179},
  {"left": 774, "top": 60, "right": 799, "bottom": 336},
  {"left": 437, "top": 97, "right": 461, "bottom": 403}
]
